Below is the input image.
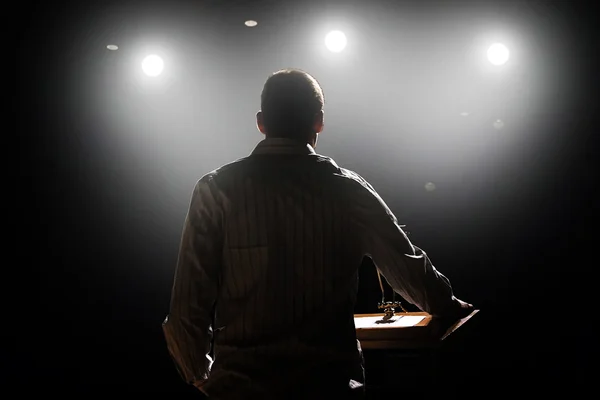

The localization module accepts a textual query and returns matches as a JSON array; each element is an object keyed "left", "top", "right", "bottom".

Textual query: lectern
[
  {"left": 354, "top": 310, "right": 479, "bottom": 349},
  {"left": 354, "top": 260, "right": 478, "bottom": 397}
]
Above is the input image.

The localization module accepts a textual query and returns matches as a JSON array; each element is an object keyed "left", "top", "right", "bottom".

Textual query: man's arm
[
  {"left": 162, "top": 174, "right": 223, "bottom": 388},
  {"left": 349, "top": 174, "right": 471, "bottom": 318}
]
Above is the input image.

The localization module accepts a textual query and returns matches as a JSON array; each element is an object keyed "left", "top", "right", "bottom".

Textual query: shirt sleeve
[
  {"left": 349, "top": 174, "right": 460, "bottom": 317},
  {"left": 162, "top": 173, "right": 223, "bottom": 386}
]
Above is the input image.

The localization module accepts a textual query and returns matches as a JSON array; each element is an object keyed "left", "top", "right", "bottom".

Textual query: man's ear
[
  {"left": 314, "top": 110, "right": 324, "bottom": 134},
  {"left": 256, "top": 111, "right": 266, "bottom": 135}
]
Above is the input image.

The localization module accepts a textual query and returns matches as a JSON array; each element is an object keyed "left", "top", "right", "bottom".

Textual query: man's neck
[{"left": 265, "top": 135, "right": 312, "bottom": 146}]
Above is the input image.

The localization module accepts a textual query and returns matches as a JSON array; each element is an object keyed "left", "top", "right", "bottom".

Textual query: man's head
[{"left": 256, "top": 68, "right": 324, "bottom": 147}]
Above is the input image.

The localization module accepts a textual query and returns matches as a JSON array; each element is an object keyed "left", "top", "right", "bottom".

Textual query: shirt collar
[{"left": 250, "top": 137, "right": 317, "bottom": 156}]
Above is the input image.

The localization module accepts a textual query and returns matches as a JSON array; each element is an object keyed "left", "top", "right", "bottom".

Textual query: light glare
[
  {"left": 325, "top": 30, "right": 347, "bottom": 53},
  {"left": 245, "top": 20, "right": 258, "bottom": 27},
  {"left": 487, "top": 43, "right": 510, "bottom": 66},
  {"left": 106, "top": 44, "right": 118, "bottom": 51},
  {"left": 142, "top": 54, "right": 164, "bottom": 77}
]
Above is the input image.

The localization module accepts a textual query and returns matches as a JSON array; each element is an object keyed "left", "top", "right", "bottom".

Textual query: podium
[
  {"left": 354, "top": 311, "right": 478, "bottom": 397},
  {"left": 354, "top": 257, "right": 479, "bottom": 396},
  {"left": 354, "top": 310, "right": 479, "bottom": 349}
]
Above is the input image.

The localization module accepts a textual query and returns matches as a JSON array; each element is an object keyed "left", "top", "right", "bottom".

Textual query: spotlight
[
  {"left": 325, "top": 30, "right": 347, "bottom": 53},
  {"left": 487, "top": 43, "right": 509, "bottom": 66},
  {"left": 142, "top": 54, "right": 164, "bottom": 77}
]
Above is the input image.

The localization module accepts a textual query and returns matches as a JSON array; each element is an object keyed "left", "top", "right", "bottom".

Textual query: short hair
[{"left": 260, "top": 68, "right": 324, "bottom": 139}]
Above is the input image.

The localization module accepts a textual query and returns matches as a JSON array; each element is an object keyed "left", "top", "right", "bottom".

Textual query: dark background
[{"left": 12, "top": 0, "right": 598, "bottom": 395}]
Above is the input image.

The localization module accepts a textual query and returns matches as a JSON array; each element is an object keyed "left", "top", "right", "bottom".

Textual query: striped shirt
[{"left": 162, "top": 137, "right": 460, "bottom": 398}]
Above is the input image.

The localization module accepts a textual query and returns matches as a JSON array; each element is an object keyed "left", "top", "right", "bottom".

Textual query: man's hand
[
  {"left": 435, "top": 297, "right": 475, "bottom": 320},
  {"left": 454, "top": 298, "right": 475, "bottom": 319},
  {"left": 428, "top": 298, "right": 475, "bottom": 338}
]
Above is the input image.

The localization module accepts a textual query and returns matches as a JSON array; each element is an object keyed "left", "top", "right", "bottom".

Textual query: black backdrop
[{"left": 12, "top": 0, "right": 598, "bottom": 396}]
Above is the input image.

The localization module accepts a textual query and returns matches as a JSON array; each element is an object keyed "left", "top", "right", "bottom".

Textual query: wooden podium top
[{"left": 354, "top": 310, "right": 478, "bottom": 349}]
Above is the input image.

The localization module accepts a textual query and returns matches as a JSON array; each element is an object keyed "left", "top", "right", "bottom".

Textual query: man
[{"left": 162, "top": 68, "right": 474, "bottom": 399}]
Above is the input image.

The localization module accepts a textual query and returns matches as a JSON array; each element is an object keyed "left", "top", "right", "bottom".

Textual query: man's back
[{"left": 204, "top": 139, "right": 368, "bottom": 398}]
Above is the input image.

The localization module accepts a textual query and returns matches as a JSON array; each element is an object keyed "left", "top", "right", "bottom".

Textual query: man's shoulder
[
  {"left": 197, "top": 156, "right": 251, "bottom": 182},
  {"left": 304, "top": 154, "right": 369, "bottom": 187},
  {"left": 337, "top": 167, "right": 366, "bottom": 182},
  {"left": 334, "top": 167, "right": 373, "bottom": 190}
]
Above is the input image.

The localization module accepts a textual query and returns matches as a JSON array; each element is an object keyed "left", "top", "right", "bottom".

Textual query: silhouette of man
[{"left": 163, "top": 68, "right": 474, "bottom": 399}]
